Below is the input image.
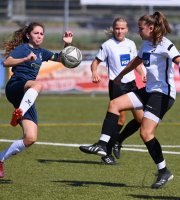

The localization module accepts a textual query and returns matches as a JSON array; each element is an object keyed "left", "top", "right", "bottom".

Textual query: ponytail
[{"left": 152, "top": 11, "right": 171, "bottom": 45}]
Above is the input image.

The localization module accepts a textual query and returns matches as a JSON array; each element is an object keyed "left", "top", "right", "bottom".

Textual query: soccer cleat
[
  {"left": 10, "top": 108, "right": 23, "bottom": 127},
  {"left": 101, "top": 155, "right": 116, "bottom": 165},
  {"left": 113, "top": 142, "right": 122, "bottom": 159},
  {"left": 0, "top": 161, "right": 4, "bottom": 178},
  {"left": 79, "top": 143, "right": 107, "bottom": 156},
  {"left": 151, "top": 169, "right": 174, "bottom": 189}
]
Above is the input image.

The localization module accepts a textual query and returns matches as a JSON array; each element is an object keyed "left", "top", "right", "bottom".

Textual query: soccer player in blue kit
[
  {"left": 79, "top": 11, "right": 180, "bottom": 189},
  {"left": 0, "top": 22, "right": 73, "bottom": 178}
]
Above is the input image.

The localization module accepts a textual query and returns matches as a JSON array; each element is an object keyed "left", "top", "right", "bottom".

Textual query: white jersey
[
  {"left": 138, "top": 37, "right": 180, "bottom": 99},
  {"left": 96, "top": 37, "right": 137, "bottom": 83}
]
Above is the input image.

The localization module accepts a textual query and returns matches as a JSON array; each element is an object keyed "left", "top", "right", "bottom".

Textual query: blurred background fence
[
  {"left": 0, "top": 0, "right": 180, "bottom": 94},
  {"left": 0, "top": 0, "right": 180, "bottom": 34}
]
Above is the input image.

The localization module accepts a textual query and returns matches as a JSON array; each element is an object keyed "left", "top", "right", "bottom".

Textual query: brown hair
[
  {"left": 105, "top": 17, "right": 128, "bottom": 37},
  {"left": 138, "top": 11, "right": 171, "bottom": 45},
  {"left": 3, "top": 22, "right": 44, "bottom": 57}
]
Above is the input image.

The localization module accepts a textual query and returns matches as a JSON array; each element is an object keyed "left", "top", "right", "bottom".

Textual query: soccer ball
[{"left": 61, "top": 46, "right": 82, "bottom": 68}]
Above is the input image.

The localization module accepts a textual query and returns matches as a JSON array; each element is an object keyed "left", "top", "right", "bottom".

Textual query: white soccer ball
[{"left": 61, "top": 46, "right": 82, "bottom": 68}]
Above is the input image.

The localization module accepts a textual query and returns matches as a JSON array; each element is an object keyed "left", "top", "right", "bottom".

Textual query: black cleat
[
  {"left": 101, "top": 155, "right": 116, "bottom": 165},
  {"left": 113, "top": 142, "right": 122, "bottom": 159},
  {"left": 151, "top": 169, "right": 174, "bottom": 189},
  {"left": 79, "top": 143, "right": 107, "bottom": 156}
]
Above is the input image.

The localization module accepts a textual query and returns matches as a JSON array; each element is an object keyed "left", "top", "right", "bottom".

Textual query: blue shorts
[{"left": 5, "top": 77, "right": 38, "bottom": 125}]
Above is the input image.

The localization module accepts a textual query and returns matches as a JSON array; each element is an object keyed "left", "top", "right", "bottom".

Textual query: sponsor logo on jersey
[
  {"left": 142, "top": 52, "right": 150, "bottom": 67},
  {"left": 120, "top": 54, "right": 130, "bottom": 66}
]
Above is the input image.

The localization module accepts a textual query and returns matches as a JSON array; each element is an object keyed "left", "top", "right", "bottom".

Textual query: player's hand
[
  {"left": 142, "top": 74, "right": 147, "bottom": 83},
  {"left": 26, "top": 52, "right": 37, "bottom": 61},
  {"left": 92, "top": 72, "right": 101, "bottom": 83},
  {"left": 63, "top": 31, "right": 73, "bottom": 45},
  {"left": 113, "top": 75, "right": 122, "bottom": 85}
]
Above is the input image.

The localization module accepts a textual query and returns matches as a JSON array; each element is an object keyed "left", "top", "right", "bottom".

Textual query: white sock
[
  {"left": 19, "top": 88, "right": 38, "bottom": 115},
  {"left": 157, "top": 160, "right": 166, "bottom": 170},
  {"left": 0, "top": 140, "right": 26, "bottom": 162},
  {"left": 99, "top": 134, "right": 111, "bottom": 143}
]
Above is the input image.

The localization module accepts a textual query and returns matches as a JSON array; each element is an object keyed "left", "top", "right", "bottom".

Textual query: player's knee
[
  {"left": 23, "top": 136, "right": 37, "bottom": 147},
  {"left": 140, "top": 126, "right": 153, "bottom": 142},
  {"left": 108, "top": 99, "right": 120, "bottom": 114},
  {"left": 34, "top": 82, "right": 43, "bottom": 92}
]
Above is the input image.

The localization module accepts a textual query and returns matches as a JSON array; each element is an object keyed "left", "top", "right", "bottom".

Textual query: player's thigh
[
  {"left": 108, "top": 93, "right": 134, "bottom": 114},
  {"left": 24, "top": 80, "right": 42, "bottom": 92}
]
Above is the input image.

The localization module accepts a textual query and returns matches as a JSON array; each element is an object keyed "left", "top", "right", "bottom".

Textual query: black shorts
[
  {"left": 5, "top": 77, "right": 38, "bottom": 125},
  {"left": 134, "top": 87, "right": 175, "bottom": 120},
  {"left": 109, "top": 80, "right": 138, "bottom": 100}
]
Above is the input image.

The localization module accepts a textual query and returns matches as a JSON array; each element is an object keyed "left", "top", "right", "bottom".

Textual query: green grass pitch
[{"left": 0, "top": 94, "right": 180, "bottom": 200}]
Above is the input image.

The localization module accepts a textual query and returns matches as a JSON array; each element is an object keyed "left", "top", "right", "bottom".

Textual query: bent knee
[
  {"left": 33, "top": 82, "right": 43, "bottom": 92},
  {"left": 140, "top": 127, "right": 154, "bottom": 142},
  {"left": 23, "top": 137, "right": 37, "bottom": 147},
  {"left": 108, "top": 99, "right": 120, "bottom": 115}
]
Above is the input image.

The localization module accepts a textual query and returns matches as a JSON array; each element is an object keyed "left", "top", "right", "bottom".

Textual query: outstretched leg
[{"left": 11, "top": 81, "right": 42, "bottom": 126}]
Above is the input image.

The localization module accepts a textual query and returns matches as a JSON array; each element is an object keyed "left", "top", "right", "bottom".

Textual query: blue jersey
[{"left": 9, "top": 43, "right": 57, "bottom": 80}]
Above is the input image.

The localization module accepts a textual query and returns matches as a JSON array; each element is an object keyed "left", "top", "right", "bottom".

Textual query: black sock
[
  {"left": 106, "top": 132, "right": 119, "bottom": 155},
  {"left": 98, "top": 112, "right": 119, "bottom": 149},
  {"left": 100, "top": 112, "right": 119, "bottom": 138},
  {"left": 159, "top": 167, "right": 167, "bottom": 173},
  {"left": 106, "top": 124, "right": 123, "bottom": 154},
  {"left": 144, "top": 137, "right": 164, "bottom": 164},
  {"left": 118, "top": 119, "right": 140, "bottom": 144},
  {"left": 98, "top": 140, "right": 108, "bottom": 146},
  {"left": 116, "top": 124, "right": 123, "bottom": 133}
]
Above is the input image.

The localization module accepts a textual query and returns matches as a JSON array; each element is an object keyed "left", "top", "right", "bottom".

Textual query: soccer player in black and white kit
[
  {"left": 85, "top": 17, "right": 146, "bottom": 164},
  {"left": 79, "top": 11, "right": 180, "bottom": 189}
]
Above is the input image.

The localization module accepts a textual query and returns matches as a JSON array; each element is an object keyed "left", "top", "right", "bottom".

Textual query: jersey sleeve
[
  {"left": 164, "top": 43, "right": 180, "bottom": 61},
  {"left": 96, "top": 44, "right": 108, "bottom": 62},
  {"left": 41, "top": 48, "right": 54, "bottom": 61},
  {"left": 9, "top": 45, "right": 28, "bottom": 58}
]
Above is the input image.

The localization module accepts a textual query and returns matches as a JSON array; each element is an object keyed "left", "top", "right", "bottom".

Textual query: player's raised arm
[{"left": 62, "top": 31, "right": 73, "bottom": 47}]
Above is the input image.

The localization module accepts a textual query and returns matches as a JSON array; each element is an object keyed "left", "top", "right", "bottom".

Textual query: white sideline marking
[
  {"left": 122, "top": 148, "right": 180, "bottom": 155},
  {"left": 0, "top": 139, "right": 180, "bottom": 155}
]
